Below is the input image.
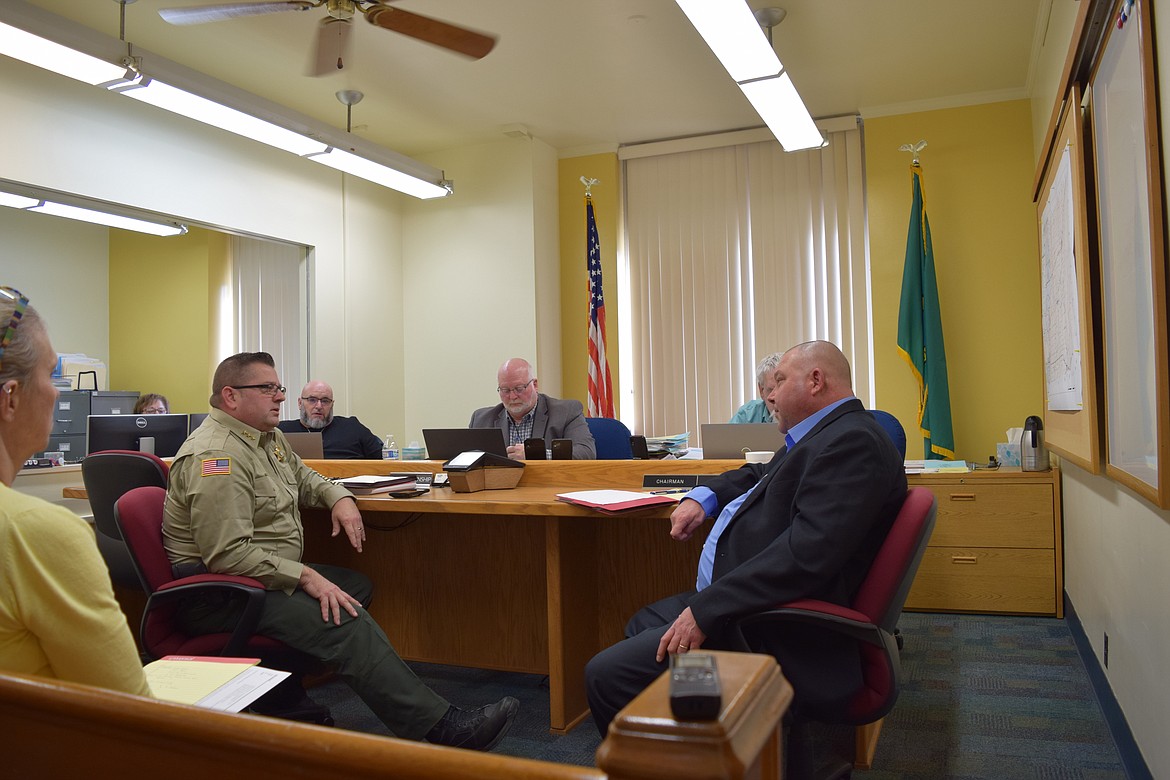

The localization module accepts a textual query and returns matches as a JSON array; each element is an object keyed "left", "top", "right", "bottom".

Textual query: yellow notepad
[{"left": 143, "top": 656, "right": 279, "bottom": 709}]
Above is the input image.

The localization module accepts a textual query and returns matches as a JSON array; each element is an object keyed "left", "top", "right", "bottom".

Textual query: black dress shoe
[{"left": 425, "top": 697, "right": 520, "bottom": 751}]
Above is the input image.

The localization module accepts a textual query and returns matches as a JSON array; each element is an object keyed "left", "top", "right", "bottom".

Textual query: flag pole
[
  {"left": 583, "top": 177, "right": 615, "bottom": 418},
  {"left": 895, "top": 145, "right": 956, "bottom": 460}
]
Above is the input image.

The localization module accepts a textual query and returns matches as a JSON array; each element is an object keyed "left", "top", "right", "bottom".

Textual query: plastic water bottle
[{"left": 382, "top": 434, "right": 398, "bottom": 460}]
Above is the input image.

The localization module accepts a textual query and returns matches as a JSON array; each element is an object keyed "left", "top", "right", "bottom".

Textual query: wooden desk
[{"left": 300, "top": 459, "right": 739, "bottom": 735}]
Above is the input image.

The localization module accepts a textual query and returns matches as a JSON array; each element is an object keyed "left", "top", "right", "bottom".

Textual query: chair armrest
[
  {"left": 732, "top": 598, "right": 892, "bottom": 650},
  {"left": 157, "top": 573, "right": 266, "bottom": 592},
  {"left": 147, "top": 575, "right": 268, "bottom": 657}
]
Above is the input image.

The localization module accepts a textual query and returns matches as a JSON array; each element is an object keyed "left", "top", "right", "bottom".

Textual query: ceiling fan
[{"left": 157, "top": 1, "right": 497, "bottom": 75}]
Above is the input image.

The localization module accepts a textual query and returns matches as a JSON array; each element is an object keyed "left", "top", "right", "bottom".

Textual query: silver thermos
[{"left": 1021, "top": 415, "right": 1050, "bottom": 471}]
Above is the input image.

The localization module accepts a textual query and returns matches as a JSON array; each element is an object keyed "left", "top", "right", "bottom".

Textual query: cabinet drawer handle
[
  {"left": 951, "top": 555, "right": 978, "bottom": 564},
  {"left": 948, "top": 493, "right": 977, "bottom": 501}
]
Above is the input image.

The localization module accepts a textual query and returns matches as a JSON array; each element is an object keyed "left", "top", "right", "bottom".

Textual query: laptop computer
[
  {"left": 283, "top": 431, "right": 324, "bottom": 460},
  {"left": 700, "top": 423, "right": 784, "bottom": 459},
  {"left": 422, "top": 428, "right": 509, "bottom": 461}
]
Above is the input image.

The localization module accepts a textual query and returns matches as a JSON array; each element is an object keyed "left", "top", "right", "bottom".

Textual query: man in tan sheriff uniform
[{"left": 163, "top": 351, "right": 517, "bottom": 750}]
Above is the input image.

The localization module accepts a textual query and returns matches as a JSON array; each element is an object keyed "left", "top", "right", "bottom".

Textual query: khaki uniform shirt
[{"left": 163, "top": 408, "right": 353, "bottom": 594}]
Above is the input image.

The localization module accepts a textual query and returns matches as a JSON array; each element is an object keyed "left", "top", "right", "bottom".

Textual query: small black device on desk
[
  {"left": 669, "top": 652, "right": 722, "bottom": 721},
  {"left": 551, "top": 438, "right": 573, "bottom": 460},
  {"left": 524, "top": 437, "right": 546, "bottom": 460}
]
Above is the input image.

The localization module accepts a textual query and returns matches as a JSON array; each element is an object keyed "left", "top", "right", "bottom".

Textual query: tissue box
[{"left": 996, "top": 442, "right": 1022, "bottom": 467}]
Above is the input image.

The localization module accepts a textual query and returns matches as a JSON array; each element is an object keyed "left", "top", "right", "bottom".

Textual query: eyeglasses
[
  {"left": 0, "top": 287, "right": 29, "bottom": 371},
  {"left": 231, "top": 383, "right": 286, "bottom": 397},
  {"left": 497, "top": 379, "right": 535, "bottom": 396},
  {"left": 301, "top": 396, "right": 333, "bottom": 406}
]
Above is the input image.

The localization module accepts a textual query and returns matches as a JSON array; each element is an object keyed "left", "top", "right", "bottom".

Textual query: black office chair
[{"left": 81, "top": 449, "right": 170, "bottom": 590}]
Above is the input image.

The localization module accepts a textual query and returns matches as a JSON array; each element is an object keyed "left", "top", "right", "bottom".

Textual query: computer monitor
[
  {"left": 87, "top": 414, "right": 190, "bottom": 458},
  {"left": 188, "top": 412, "right": 209, "bottom": 434}
]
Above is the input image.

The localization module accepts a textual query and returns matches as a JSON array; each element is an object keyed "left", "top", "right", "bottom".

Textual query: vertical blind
[
  {"left": 228, "top": 234, "right": 306, "bottom": 400},
  {"left": 623, "top": 125, "right": 871, "bottom": 442}
]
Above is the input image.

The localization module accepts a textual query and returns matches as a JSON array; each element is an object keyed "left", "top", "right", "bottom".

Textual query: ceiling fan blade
[
  {"left": 309, "top": 17, "right": 353, "bottom": 76},
  {"left": 364, "top": 5, "right": 496, "bottom": 60},
  {"left": 159, "top": 1, "right": 315, "bottom": 26}
]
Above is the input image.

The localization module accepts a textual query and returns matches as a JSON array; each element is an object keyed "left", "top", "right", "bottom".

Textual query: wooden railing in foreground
[{"left": 0, "top": 651, "right": 787, "bottom": 780}]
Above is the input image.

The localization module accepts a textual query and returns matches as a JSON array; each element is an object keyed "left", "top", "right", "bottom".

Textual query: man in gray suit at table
[{"left": 469, "top": 358, "right": 596, "bottom": 460}]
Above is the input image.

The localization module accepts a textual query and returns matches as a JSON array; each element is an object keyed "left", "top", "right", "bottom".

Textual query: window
[{"left": 622, "top": 124, "right": 872, "bottom": 440}]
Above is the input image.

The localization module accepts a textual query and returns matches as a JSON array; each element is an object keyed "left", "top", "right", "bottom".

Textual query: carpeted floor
[{"left": 309, "top": 613, "right": 1128, "bottom": 777}]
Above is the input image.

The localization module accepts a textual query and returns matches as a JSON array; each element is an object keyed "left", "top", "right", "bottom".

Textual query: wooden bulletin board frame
[
  {"left": 1088, "top": 0, "right": 1170, "bottom": 508},
  {"left": 1036, "top": 85, "right": 1101, "bottom": 473}
]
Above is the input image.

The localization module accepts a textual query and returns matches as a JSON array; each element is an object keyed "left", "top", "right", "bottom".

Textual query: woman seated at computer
[
  {"left": 0, "top": 286, "right": 150, "bottom": 696},
  {"left": 134, "top": 392, "right": 168, "bottom": 415}
]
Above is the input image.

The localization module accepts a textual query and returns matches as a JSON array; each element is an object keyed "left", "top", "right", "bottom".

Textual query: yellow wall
[
  {"left": 866, "top": 100, "right": 1044, "bottom": 461},
  {"left": 108, "top": 227, "right": 216, "bottom": 413},
  {"left": 558, "top": 154, "right": 623, "bottom": 414},
  {"left": 557, "top": 101, "right": 1045, "bottom": 460}
]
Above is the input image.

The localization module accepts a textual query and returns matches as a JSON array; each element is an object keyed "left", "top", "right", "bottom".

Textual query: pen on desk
[{"left": 650, "top": 488, "right": 691, "bottom": 495}]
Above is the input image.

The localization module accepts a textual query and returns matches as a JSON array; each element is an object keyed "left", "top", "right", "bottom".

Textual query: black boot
[{"left": 425, "top": 697, "right": 520, "bottom": 751}]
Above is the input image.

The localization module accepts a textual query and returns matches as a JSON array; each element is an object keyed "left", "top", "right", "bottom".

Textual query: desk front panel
[{"left": 303, "top": 508, "right": 550, "bottom": 674}]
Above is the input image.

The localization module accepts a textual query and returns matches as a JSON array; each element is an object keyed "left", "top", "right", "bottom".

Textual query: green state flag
[{"left": 897, "top": 166, "right": 955, "bottom": 459}]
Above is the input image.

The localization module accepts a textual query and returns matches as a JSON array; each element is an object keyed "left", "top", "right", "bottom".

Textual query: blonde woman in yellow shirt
[{"left": 0, "top": 287, "right": 150, "bottom": 696}]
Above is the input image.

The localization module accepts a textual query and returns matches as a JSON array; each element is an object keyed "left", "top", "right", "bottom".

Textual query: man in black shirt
[{"left": 278, "top": 380, "right": 383, "bottom": 459}]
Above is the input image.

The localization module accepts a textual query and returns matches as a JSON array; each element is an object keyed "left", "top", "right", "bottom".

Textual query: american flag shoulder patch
[{"left": 201, "top": 458, "right": 231, "bottom": 477}]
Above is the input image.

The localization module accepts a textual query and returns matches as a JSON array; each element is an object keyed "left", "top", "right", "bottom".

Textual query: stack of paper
[
  {"left": 904, "top": 460, "right": 970, "bottom": 474},
  {"left": 337, "top": 475, "right": 418, "bottom": 495},
  {"left": 645, "top": 433, "right": 690, "bottom": 457},
  {"left": 556, "top": 489, "right": 681, "bottom": 514},
  {"left": 143, "top": 656, "right": 290, "bottom": 712}
]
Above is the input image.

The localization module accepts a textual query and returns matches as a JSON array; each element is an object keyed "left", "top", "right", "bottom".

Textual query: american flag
[
  {"left": 586, "top": 196, "right": 615, "bottom": 418},
  {"left": 201, "top": 458, "right": 232, "bottom": 477}
]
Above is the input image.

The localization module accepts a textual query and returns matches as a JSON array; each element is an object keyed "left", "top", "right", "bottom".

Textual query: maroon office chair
[
  {"left": 114, "top": 485, "right": 333, "bottom": 724},
  {"left": 730, "top": 486, "right": 937, "bottom": 777},
  {"left": 81, "top": 450, "right": 170, "bottom": 590}
]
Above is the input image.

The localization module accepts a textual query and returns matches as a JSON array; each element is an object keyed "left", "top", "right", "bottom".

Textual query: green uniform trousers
[{"left": 177, "top": 563, "right": 449, "bottom": 739}]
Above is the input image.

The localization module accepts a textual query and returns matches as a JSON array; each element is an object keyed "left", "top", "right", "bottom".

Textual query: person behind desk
[
  {"left": 163, "top": 352, "right": 518, "bottom": 750},
  {"left": 469, "top": 357, "right": 596, "bottom": 460},
  {"left": 0, "top": 287, "right": 150, "bottom": 697},
  {"left": 134, "top": 392, "right": 169, "bottom": 415},
  {"left": 728, "top": 352, "right": 780, "bottom": 423},
  {"left": 277, "top": 380, "right": 382, "bottom": 459},
  {"left": 584, "top": 341, "right": 907, "bottom": 755}
]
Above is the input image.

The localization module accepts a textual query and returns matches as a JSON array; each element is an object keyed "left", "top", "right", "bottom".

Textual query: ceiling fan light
[
  {"left": 673, "top": 0, "right": 781, "bottom": 82},
  {"left": 114, "top": 77, "right": 329, "bottom": 157},
  {"left": 306, "top": 148, "right": 451, "bottom": 199},
  {"left": 0, "top": 21, "right": 127, "bottom": 85},
  {"left": 28, "top": 200, "right": 187, "bottom": 236},
  {"left": 739, "top": 73, "right": 825, "bottom": 152}
]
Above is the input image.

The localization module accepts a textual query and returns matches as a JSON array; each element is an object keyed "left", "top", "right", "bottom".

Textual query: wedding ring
[{"left": 678, "top": 644, "right": 689, "bottom": 651}]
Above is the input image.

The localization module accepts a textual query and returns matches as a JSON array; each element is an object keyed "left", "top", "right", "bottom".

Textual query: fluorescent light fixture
[
  {"left": 0, "top": 191, "right": 39, "bottom": 209},
  {"left": 673, "top": 0, "right": 780, "bottom": 82},
  {"left": 0, "top": 20, "right": 126, "bottom": 84},
  {"left": 307, "top": 148, "right": 451, "bottom": 200},
  {"left": 673, "top": 0, "right": 824, "bottom": 152},
  {"left": 739, "top": 74, "right": 825, "bottom": 151},
  {"left": 26, "top": 200, "right": 187, "bottom": 236},
  {"left": 0, "top": 2, "right": 452, "bottom": 200},
  {"left": 112, "top": 76, "right": 329, "bottom": 157}
]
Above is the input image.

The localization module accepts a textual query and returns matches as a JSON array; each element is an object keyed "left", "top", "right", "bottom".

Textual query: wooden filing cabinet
[{"left": 904, "top": 467, "right": 1063, "bottom": 617}]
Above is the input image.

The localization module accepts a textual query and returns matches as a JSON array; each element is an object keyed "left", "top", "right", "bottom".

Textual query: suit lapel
[
  {"left": 726, "top": 446, "right": 788, "bottom": 522},
  {"left": 531, "top": 395, "right": 550, "bottom": 439}
]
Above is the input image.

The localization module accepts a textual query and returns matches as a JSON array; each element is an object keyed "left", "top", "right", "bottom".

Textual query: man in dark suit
[
  {"left": 277, "top": 380, "right": 383, "bottom": 459},
  {"left": 585, "top": 341, "right": 907, "bottom": 737},
  {"left": 468, "top": 358, "right": 596, "bottom": 459}
]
